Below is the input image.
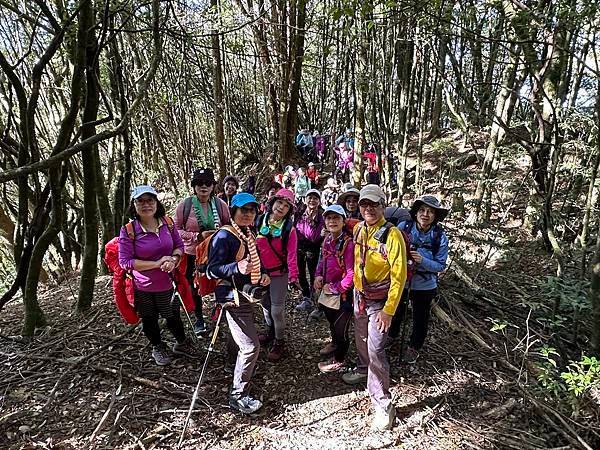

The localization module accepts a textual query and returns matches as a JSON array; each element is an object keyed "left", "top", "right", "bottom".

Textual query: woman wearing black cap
[
  {"left": 174, "top": 168, "right": 230, "bottom": 334},
  {"left": 388, "top": 195, "right": 449, "bottom": 363}
]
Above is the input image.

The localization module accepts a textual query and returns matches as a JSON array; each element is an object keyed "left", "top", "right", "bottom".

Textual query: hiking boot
[
  {"left": 267, "top": 339, "right": 286, "bottom": 362},
  {"left": 229, "top": 394, "right": 263, "bottom": 414},
  {"left": 194, "top": 319, "right": 208, "bottom": 335},
  {"left": 308, "top": 308, "right": 324, "bottom": 322},
  {"left": 295, "top": 297, "right": 313, "bottom": 312},
  {"left": 258, "top": 330, "right": 274, "bottom": 346},
  {"left": 151, "top": 344, "right": 172, "bottom": 366},
  {"left": 404, "top": 347, "right": 419, "bottom": 364},
  {"left": 342, "top": 369, "right": 368, "bottom": 385},
  {"left": 319, "top": 342, "right": 337, "bottom": 356},
  {"left": 318, "top": 358, "right": 346, "bottom": 374},
  {"left": 371, "top": 404, "right": 396, "bottom": 431},
  {"left": 172, "top": 338, "right": 201, "bottom": 358}
]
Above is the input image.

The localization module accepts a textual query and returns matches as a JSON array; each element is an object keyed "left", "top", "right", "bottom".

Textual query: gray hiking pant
[
  {"left": 225, "top": 301, "right": 260, "bottom": 398},
  {"left": 260, "top": 274, "right": 288, "bottom": 340},
  {"left": 353, "top": 292, "right": 393, "bottom": 413}
]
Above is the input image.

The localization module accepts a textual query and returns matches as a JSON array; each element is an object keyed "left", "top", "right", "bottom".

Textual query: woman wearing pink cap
[{"left": 255, "top": 188, "right": 299, "bottom": 361}]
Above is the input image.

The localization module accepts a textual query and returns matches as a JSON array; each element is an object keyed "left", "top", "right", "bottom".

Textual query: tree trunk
[
  {"left": 211, "top": 0, "right": 226, "bottom": 178},
  {"left": 591, "top": 229, "right": 600, "bottom": 356},
  {"left": 77, "top": 3, "right": 101, "bottom": 313}
]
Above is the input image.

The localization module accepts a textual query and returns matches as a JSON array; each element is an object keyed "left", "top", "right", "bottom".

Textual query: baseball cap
[
  {"left": 231, "top": 193, "right": 259, "bottom": 208},
  {"left": 323, "top": 204, "right": 347, "bottom": 219},
  {"left": 359, "top": 184, "right": 386, "bottom": 205},
  {"left": 305, "top": 188, "right": 321, "bottom": 199},
  {"left": 131, "top": 185, "right": 158, "bottom": 200}
]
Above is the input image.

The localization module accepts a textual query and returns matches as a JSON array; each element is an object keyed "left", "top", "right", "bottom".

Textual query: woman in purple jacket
[
  {"left": 314, "top": 205, "right": 355, "bottom": 373},
  {"left": 119, "top": 185, "right": 197, "bottom": 366}
]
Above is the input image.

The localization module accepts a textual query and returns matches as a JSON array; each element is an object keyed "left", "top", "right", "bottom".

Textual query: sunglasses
[
  {"left": 240, "top": 206, "right": 257, "bottom": 214},
  {"left": 195, "top": 180, "right": 213, "bottom": 187}
]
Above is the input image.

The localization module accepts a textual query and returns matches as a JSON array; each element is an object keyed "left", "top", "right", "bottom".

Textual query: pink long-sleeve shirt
[
  {"left": 255, "top": 227, "right": 299, "bottom": 282},
  {"left": 174, "top": 196, "right": 230, "bottom": 255},
  {"left": 316, "top": 233, "right": 355, "bottom": 295}
]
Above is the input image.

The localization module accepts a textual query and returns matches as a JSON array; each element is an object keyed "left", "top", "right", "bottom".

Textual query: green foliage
[
  {"left": 542, "top": 276, "right": 591, "bottom": 317},
  {"left": 536, "top": 348, "right": 600, "bottom": 413}
]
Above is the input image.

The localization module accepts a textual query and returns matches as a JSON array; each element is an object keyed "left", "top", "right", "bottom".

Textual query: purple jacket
[
  {"left": 118, "top": 219, "right": 184, "bottom": 292},
  {"left": 294, "top": 207, "right": 325, "bottom": 245},
  {"left": 316, "top": 233, "right": 355, "bottom": 295}
]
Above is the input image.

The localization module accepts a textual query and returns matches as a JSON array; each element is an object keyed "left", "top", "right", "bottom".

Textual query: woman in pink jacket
[
  {"left": 314, "top": 205, "right": 355, "bottom": 373},
  {"left": 255, "top": 188, "right": 299, "bottom": 362}
]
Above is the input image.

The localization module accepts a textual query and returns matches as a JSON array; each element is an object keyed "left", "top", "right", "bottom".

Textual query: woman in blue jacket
[
  {"left": 206, "top": 193, "right": 270, "bottom": 414},
  {"left": 389, "top": 195, "right": 449, "bottom": 364}
]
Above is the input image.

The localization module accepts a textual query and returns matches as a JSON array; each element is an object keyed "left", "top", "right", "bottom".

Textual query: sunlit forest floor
[{"left": 1, "top": 132, "right": 599, "bottom": 449}]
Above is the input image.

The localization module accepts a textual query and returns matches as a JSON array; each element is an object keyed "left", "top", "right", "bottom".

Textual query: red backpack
[{"left": 104, "top": 217, "right": 195, "bottom": 325}]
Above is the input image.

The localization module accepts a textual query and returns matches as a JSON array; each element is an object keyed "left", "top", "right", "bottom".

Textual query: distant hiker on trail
[
  {"left": 294, "top": 188, "right": 325, "bottom": 312},
  {"left": 335, "top": 128, "right": 355, "bottom": 149},
  {"left": 118, "top": 185, "right": 199, "bottom": 366},
  {"left": 388, "top": 195, "right": 449, "bottom": 364},
  {"left": 175, "top": 168, "right": 230, "bottom": 335},
  {"left": 313, "top": 132, "right": 327, "bottom": 163},
  {"left": 294, "top": 167, "right": 311, "bottom": 202},
  {"left": 296, "top": 128, "right": 314, "bottom": 160},
  {"left": 363, "top": 149, "right": 380, "bottom": 185},
  {"left": 314, "top": 205, "right": 355, "bottom": 373},
  {"left": 307, "top": 162, "right": 320, "bottom": 186},
  {"left": 338, "top": 187, "right": 361, "bottom": 220},
  {"left": 342, "top": 184, "right": 407, "bottom": 431},
  {"left": 255, "top": 188, "right": 300, "bottom": 362},
  {"left": 206, "top": 193, "right": 269, "bottom": 414},
  {"left": 336, "top": 141, "right": 354, "bottom": 182},
  {"left": 282, "top": 165, "right": 297, "bottom": 189},
  {"left": 321, "top": 178, "right": 340, "bottom": 207}
]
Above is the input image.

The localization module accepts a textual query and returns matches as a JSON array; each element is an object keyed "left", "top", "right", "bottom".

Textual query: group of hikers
[
  {"left": 295, "top": 128, "right": 382, "bottom": 184},
  {"left": 114, "top": 164, "right": 449, "bottom": 431}
]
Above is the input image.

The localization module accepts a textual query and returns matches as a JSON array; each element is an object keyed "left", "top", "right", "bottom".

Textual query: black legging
[
  {"left": 389, "top": 288, "right": 437, "bottom": 350},
  {"left": 323, "top": 305, "right": 353, "bottom": 362},
  {"left": 185, "top": 253, "right": 204, "bottom": 321},
  {"left": 297, "top": 241, "right": 321, "bottom": 298},
  {"left": 134, "top": 289, "right": 185, "bottom": 346}
]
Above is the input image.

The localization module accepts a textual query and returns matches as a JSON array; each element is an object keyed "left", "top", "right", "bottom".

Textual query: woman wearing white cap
[{"left": 314, "top": 205, "right": 355, "bottom": 373}]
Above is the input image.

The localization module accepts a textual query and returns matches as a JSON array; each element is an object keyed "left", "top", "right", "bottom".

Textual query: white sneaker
[{"left": 371, "top": 404, "right": 396, "bottom": 431}]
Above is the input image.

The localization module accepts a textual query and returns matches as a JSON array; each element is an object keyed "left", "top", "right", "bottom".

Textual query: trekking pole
[
  {"left": 178, "top": 301, "right": 234, "bottom": 448},
  {"left": 173, "top": 289, "right": 202, "bottom": 345},
  {"left": 398, "top": 280, "right": 412, "bottom": 363}
]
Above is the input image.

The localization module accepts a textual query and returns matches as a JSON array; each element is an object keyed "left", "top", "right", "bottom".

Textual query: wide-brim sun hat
[
  {"left": 410, "top": 195, "right": 449, "bottom": 222},
  {"left": 305, "top": 188, "right": 321, "bottom": 200},
  {"left": 359, "top": 184, "right": 386, "bottom": 205},
  {"left": 231, "top": 192, "right": 259, "bottom": 208},
  {"left": 323, "top": 204, "right": 347, "bottom": 219},
  {"left": 338, "top": 188, "right": 360, "bottom": 206},
  {"left": 131, "top": 185, "right": 158, "bottom": 200}
]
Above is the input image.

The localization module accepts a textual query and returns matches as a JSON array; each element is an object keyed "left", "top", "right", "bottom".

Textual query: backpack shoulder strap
[
  {"left": 403, "top": 220, "right": 414, "bottom": 234},
  {"left": 336, "top": 233, "right": 351, "bottom": 273},
  {"left": 221, "top": 225, "right": 247, "bottom": 261},
  {"left": 182, "top": 197, "right": 193, "bottom": 230},
  {"left": 125, "top": 221, "right": 135, "bottom": 240},
  {"left": 374, "top": 222, "right": 394, "bottom": 244},
  {"left": 162, "top": 216, "right": 175, "bottom": 232},
  {"left": 431, "top": 223, "right": 443, "bottom": 255},
  {"left": 281, "top": 217, "right": 294, "bottom": 252}
]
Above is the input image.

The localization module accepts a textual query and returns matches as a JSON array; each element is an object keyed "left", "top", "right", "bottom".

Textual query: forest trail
[{"left": 1, "top": 214, "right": 596, "bottom": 449}]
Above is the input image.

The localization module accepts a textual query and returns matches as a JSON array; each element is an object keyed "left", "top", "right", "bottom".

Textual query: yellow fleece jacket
[{"left": 354, "top": 217, "right": 407, "bottom": 316}]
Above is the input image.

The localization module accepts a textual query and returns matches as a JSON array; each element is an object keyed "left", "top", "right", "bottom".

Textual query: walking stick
[
  {"left": 398, "top": 280, "right": 412, "bottom": 363},
  {"left": 178, "top": 301, "right": 234, "bottom": 448}
]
